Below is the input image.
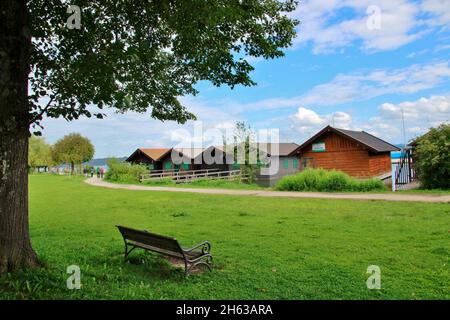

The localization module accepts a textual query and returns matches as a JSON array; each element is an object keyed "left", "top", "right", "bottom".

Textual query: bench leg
[
  {"left": 184, "top": 259, "right": 189, "bottom": 277},
  {"left": 185, "top": 255, "right": 213, "bottom": 276},
  {"left": 124, "top": 244, "right": 137, "bottom": 261}
]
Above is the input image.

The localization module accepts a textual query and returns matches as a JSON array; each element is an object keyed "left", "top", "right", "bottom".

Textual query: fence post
[
  {"left": 407, "top": 149, "right": 412, "bottom": 183},
  {"left": 391, "top": 163, "right": 396, "bottom": 192}
]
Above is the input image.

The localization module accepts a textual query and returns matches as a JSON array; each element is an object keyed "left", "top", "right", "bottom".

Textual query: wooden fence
[{"left": 140, "top": 169, "right": 246, "bottom": 183}]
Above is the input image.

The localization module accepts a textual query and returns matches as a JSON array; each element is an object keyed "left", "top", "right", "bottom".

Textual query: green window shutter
[
  {"left": 174, "top": 164, "right": 180, "bottom": 170},
  {"left": 165, "top": 162, "right": 171, "bottom": 170},
  {"left": 293, "top": 159, "right": 298, "bottom": 169},
  {"left": 183, "top": 163, "right": 190, "bottom": 170},
  {"left": 283, "top": 159, "right": 289, "bottom": 169}
]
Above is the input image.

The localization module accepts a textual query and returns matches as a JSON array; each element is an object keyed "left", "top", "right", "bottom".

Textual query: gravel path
[{"left": 85, "top": 178, "right": 450, "bottom": 203}]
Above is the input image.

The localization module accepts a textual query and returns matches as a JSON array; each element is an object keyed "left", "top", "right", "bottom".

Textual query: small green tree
[
  {"left": 413, "top": 124, "right": 450, "bottom": 189},
  {"left": 52, "top": 133, "right": 95, "bottom": 174},
  {"left": 28, "top": 136, "right": 52, "bottom": 171},
  {"left": 233, "top": 121, "right": 258, "bottom": 183}
]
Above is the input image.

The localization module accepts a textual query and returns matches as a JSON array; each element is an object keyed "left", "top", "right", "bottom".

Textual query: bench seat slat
[{"left": 130, "top": 241, "right": 184, "bottom": 258}]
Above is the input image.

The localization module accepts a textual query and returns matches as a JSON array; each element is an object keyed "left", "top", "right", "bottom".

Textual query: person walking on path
[
  {"left": 96, "top": 167, "right": 100, "bottom": 178},
  {"left": 100, "top": 167, "right": 104, "bottom": 179},
  {"left": 90, "top": 167, "right": 94, "bottom": 177}
]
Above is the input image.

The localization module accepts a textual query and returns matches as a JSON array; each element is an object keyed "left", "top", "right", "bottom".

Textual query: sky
[{"left": 41, "top": 0, "right": 450, "bottom": 158}]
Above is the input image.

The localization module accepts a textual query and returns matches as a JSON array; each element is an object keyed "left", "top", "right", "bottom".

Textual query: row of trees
[{"left": 28, "top": 133, "right": 94, "bottom": 174}]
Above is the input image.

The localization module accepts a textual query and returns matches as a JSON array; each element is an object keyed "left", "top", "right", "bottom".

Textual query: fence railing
[
  {"left": 175, "top": 170, "right": 245, "bottom": 183},
  {"left": 140, "top": 168, "right": 246, "bottom": 183},
  {"left": 393, "top": 148, "right": 417, "bottom": 191}
]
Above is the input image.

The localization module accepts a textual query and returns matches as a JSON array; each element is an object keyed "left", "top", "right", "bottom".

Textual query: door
[{"left": 301, "top": 157, "right": 315, "bottom": 170}]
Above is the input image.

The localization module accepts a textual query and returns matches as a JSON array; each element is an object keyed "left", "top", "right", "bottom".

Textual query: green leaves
[
  {"left": 413, "top": 124, "right": 450, "bottom": 189},
  {"left": 28, "top": 0, "right": 298, "bottom": 126},
  {"left": 51, "top": 133, "right": 95, "bottom": 167},
  {"left": 29, "top": 136, "right": 53, "bottom": 168}
]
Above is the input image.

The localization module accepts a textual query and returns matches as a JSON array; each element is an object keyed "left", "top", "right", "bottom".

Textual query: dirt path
[{"left": 85, "top": 178, "right": 450, "bottom": 203}]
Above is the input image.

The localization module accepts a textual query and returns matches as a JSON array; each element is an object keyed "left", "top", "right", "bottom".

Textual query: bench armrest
[{"left": 182, "top": 241, "right": 211, "bottom": 254}]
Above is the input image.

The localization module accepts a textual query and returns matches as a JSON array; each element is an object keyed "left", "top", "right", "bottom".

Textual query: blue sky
[{"left": 42, "top": 0, "right": 450, "bottom": 158}]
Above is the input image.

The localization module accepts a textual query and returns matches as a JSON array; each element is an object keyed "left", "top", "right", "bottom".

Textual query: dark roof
[
  {"left": 296, "top": 126, "right": 400, "bottom": 153},
  {"left": 214, "top": 143, "right": 299, "bottom": 157},
  {"left": 256, "top": 143, "right": 300, "bottom": 156}
]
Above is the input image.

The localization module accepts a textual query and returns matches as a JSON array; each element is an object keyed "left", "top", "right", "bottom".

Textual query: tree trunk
[{"left": 0, "top": 0, "right": 40, "bottom": 273}]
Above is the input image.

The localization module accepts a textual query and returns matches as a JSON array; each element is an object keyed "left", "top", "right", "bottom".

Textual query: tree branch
[{"left": 29, "top": 96, "right": 54, "bottom": 126}]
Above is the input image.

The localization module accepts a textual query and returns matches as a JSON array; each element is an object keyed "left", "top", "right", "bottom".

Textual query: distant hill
[{"left": 84, "top": 157, "right": 127, "bottom": 167}]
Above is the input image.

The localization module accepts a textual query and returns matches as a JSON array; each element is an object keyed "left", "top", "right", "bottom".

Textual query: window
[
  {"left": 148, "top": 164, "right": 154, "bottom": 170},
  {"left": 165, "top": 162, "right": 171, "bottom": 170},
  {"left": 293, "top": 159, "right": 299, "bottom": 169},
  {"left": 283, "top": 159, "right": 289, "bottom": 169},
  {"left": 174, "top": 164, "right": 180, "bottom": 170},
  {"left": 183, "top": 163, "right": 190, "bottom": 170}
]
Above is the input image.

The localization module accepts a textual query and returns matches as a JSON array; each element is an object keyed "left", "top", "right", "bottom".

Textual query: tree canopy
[
  {"left": 28, "top": 136, "right": 53, "bottom": 168},
  {"left": 413, "top": 124, "right": 450, "bottom": 189},
  {"left": 29, "top": 0, "right": 298, "bottom": 132},
  {"left": 52, "top": 133, "right": 95, "bottom": 172}
]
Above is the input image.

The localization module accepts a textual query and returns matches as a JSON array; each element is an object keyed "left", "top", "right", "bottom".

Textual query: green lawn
[{"left": 1, "top": 175, "right": 448, "bottom": 300}]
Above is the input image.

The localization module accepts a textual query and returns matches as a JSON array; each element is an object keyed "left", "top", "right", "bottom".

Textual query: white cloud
[
  {"left": 421, "top": 0, "right": 450, "bottom": 29},
  {"left": 290, "top": 0, "right": 450, "bottom": 54},
  {"left": 226, "top": 61, "right": 450, "bottom": 111},
  {"left": 288, "top": 95, "right": 450, "bottom": 144},
  {"left": 291, "top": 107, "right": 352, "bottom": 133},
  {"left": 291, "top": 0, "right": 422, "bottom": 53},
  {"left": 379, "top": 95, "right": 450, "bottom": 122},
  {"left": 406, "top": 49, "right": 429, "bottom": 58}
]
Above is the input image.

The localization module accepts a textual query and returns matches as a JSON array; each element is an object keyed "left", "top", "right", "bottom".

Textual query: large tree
[
  {"left": 52, "top": 133, "right": 95, "bottom": 174},
  {"left": 0, "top": 0, "right": 298, "bottom": 272},
  {"left": 28, "top": 136, "right": 53, "bottom": 171}
]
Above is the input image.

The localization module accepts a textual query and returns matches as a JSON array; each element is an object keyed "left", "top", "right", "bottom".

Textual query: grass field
[{"left": 0, "top": 175, "right": 448, "bottom": 300}]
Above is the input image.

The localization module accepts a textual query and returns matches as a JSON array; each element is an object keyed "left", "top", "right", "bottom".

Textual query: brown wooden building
[
  {"left": 126, "top": 148, "right": 171, "bottom": 170},
  {"left": 292, "top": 126, "right": 400, "bottom": 178}
]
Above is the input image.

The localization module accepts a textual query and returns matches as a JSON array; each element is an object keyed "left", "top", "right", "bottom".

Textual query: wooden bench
[{"left": 116, "top": 225, "right": 212, "bottom": 276}]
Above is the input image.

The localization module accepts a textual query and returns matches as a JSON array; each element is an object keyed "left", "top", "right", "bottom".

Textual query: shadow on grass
[{"left": 111, "top": 252, "right": 186, "bottom": 281}]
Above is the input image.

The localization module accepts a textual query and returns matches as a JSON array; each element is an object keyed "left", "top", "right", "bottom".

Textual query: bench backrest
[{"left": 116, "top": 225, "right": 182, "bottom": 253}]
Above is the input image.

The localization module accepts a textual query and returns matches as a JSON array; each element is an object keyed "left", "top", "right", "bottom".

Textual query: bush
[
  {"left": 105, "top": 158, "right": 148, "bottom": 183},
  {"left": 275, "top": 168, "right": 386, "bottom": 192},
  {"left": 413, "top": 124, "right": 450, "bottom": 189}
]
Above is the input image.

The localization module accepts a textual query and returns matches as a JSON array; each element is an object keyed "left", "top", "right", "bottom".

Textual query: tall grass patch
[{"left": 275, "top": 168, "right": 386, "bottom": 192}]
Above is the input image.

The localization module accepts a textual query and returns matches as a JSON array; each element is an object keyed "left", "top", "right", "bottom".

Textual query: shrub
[
  {"left": 275, "top": 168, "right": 386, "bottom": 192},
  {"left": 105, "top": 158, "right": 148, "bottom": 183},
  {"left": 413, "top": 124, "right": 450, "bottom": 189}
]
